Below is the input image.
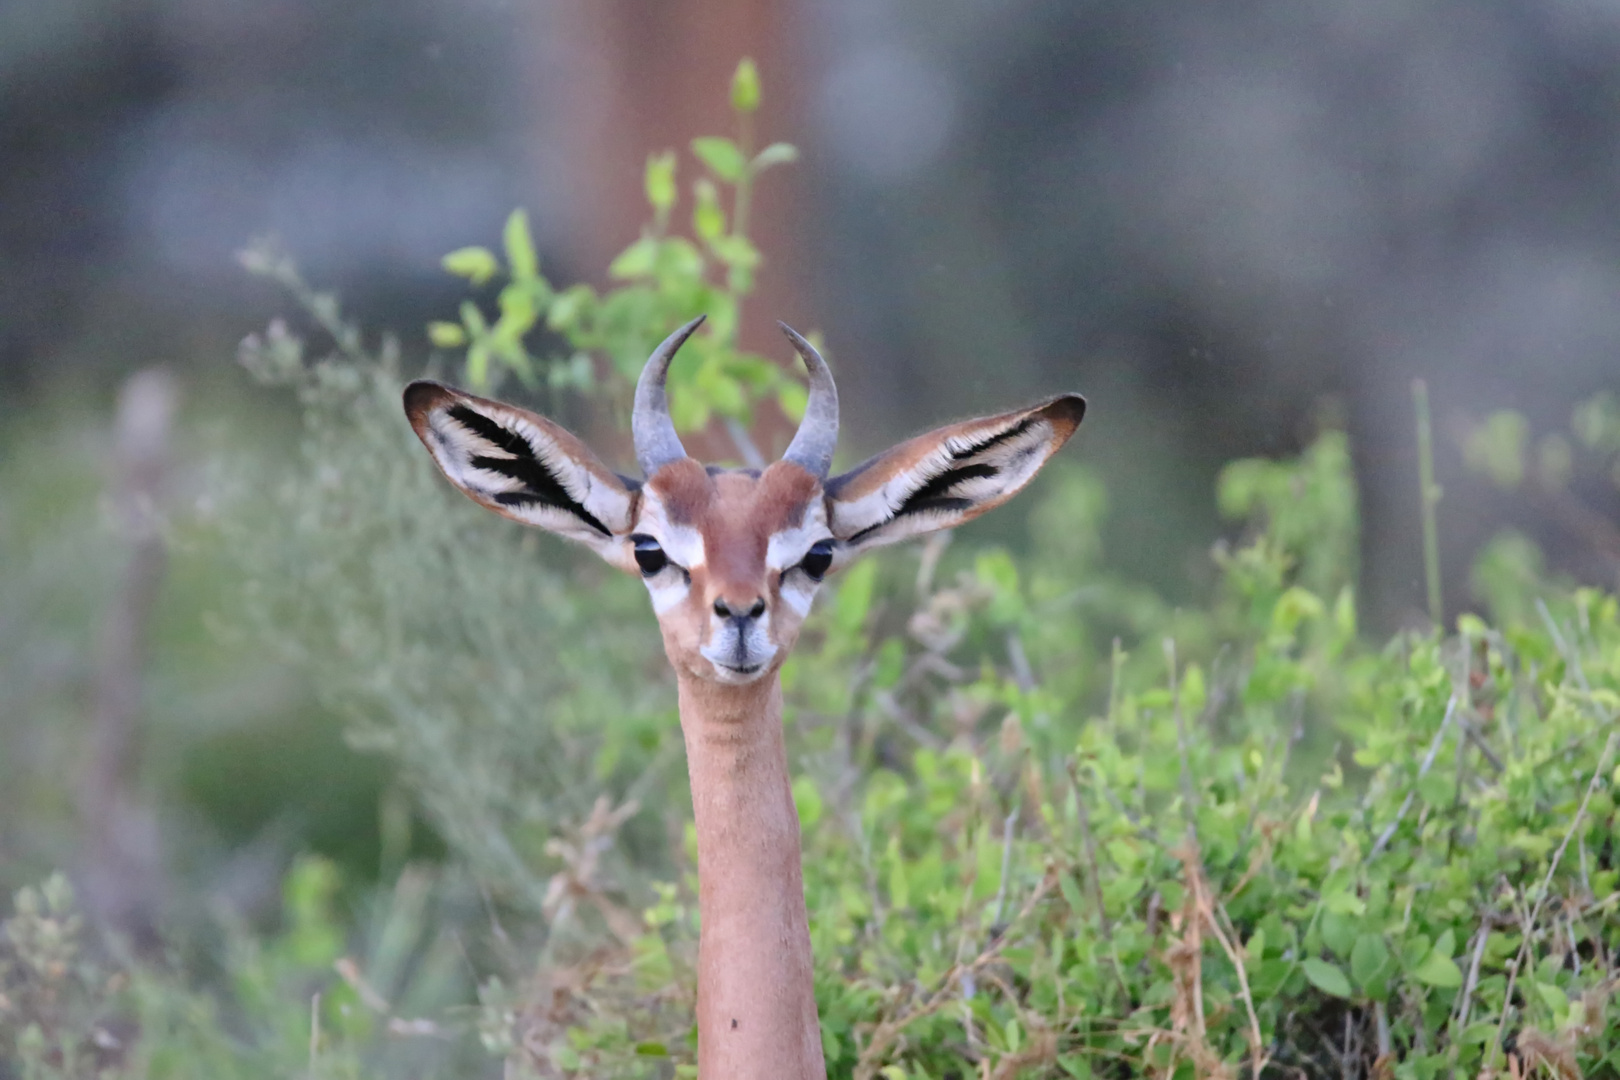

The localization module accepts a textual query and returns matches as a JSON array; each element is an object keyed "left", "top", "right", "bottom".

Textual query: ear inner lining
[
  {"left": 827, "top": 394, "right": 1085, "bottom": 549},
  {"left": 951, "top": 416, "right": 1036, "bottom": 460},
  {"left": 447, "top": 404, "right": 611, "bottom": 536}
]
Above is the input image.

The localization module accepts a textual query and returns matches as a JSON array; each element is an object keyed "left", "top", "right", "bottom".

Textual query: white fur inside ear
[
  {"left": 421, "top": 400, "right": 633, "bottom": 546},
  {"left": 830, "top": 414, "right": 1056, "bottom": 548}
]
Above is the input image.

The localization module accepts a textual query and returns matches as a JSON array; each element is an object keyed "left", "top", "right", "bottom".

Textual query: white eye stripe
[
  {"left": 636, "top": 490, "right": 707, "bottom": 568},
  {"left": 644, "top": 574, "right": 690, "bottom": 614},
  {"left": 766, "top": 501, "right": 831, "bottom": 570},
  {"left": 778, "top": 579, "right": 815, "bottom": 616}
]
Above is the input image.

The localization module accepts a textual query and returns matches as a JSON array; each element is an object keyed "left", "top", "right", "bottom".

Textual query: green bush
[{"left": 4, "top": 60, "right": 1616, "bottom": 1080}]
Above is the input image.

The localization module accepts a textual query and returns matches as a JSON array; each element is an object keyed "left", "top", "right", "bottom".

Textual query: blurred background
[{"left": 4, "top": 0, "right": 1620, "bottom": 943}]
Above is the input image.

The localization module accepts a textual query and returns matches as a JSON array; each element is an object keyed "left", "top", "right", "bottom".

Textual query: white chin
[
  {"left": 700, "top": 650, "right": 777, "bottom": 685},
  {"left": 711, "top": 663, "right": 769, "bottom": 685}
]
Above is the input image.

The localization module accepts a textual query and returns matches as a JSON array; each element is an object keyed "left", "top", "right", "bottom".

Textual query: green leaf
[
  {"left": 1271, "top": 586, "right": 1325, "bottom": 636},
  {"left": 634, "top": 1042, "right": 669, "bottom": 1056},
  {"left": 693, "top": 179, "right": 725, "bottom": 242},
  {"left": 503, "top": 209, "right": 538, "bottom": 281},
  {"left": 777, "top": 381, "right": 807, "bottom": 423},
  {"left": 609, "top": 236, "right": 658, "bottom": 280},
  {"left": 645, "top": 151, "right": 676, "bottom": 211},
  {"left": 731, "top": 57, "right": 761, "bottom": 113},
  {"left": 458, "top": 300, "right": 488, "bottom": 334},
  {"left": 1416, "top": 771, "right": 1454, "bottom": 807},
  {"left": 752, "top": 142, "right": 799, "bottom": 171},
  {"left": 1350, "top": 933, "right": 1392, "bottom": 993},
  {"left": 1410, "top": 949, "right": 1463, "bottom": 988},
  {"left": 709, "top": 234, "right": 760, "bottom": 268},
  {"left": 669, "top": 387, "right": 709, "bottom": 431},
  {"left": 1463, "top": 410, "right": 1529, "bottom": 489},
  {"left": 692, "top": 137, "right": 747, "bottom": 183},
  {"left": 1534, "top": 981, "right": 1568, "bottom": 1017},
  {"left": 426, "top": 321, "right": 466, "bottom": 348},
  {"left": 835, "top": 560, "right": 876, "bottom": 636},
  {"left": 792, "top": 776, "right": 823, "bottom": 830},
  {"left": 1058, "top": 872, "right": 1084, "bottom": 916},
  {"left": 1321, "top": 910, "right": 1357, "bottom": 959},
  {"left": 496, "top": 283, "right": 537, "bottom": 333},
  {"left": 975, "top": 549, "right": 1020, "bottom": 596},
  {"left": 442, "top": 246, "right": 499, "bottom": 285},
  {"left": 466, "top": 342, "right": 490, "bottom": 390},
  {"left": 546, "top": 284, "right": 594, "bottom": 332},
  {"left": 1302, "top": 957, "right": 1352, "bottom": 998}
]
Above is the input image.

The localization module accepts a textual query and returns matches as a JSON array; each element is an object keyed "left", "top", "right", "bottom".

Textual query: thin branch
[
  {"left": 1451, "top": 921, "right": 1490, "bottom": 1035},
  {"left": 1211, "top": 900, "right": 1269, "bottom": 1080},
  {"left": 989, "top": 809, "right": 1019, "bottom": 929},
  {"left": 1368, "top": 692, "right": 1459, "bottom": 859},
  {"left": 1165, "top": 638, "right": 1198, "bottom": 829},
  {"left": 724, "top": 417, "right": 766, "bottom": 470}
]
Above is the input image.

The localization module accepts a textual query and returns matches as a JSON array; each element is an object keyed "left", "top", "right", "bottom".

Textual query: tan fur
[{"left": 402, "top": 377, "right": 1084, "bottom": 1080}]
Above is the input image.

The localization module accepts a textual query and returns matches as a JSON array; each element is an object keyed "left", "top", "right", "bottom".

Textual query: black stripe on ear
[
  {"left": 448, "top": 405, "right": 611, "bottom": 536},
  {"left": 846, "top": 463, "right": 998, "bottom": 543},
  {"left": 951, "top": 416, "right": 1036, "bottom": 461},
  {"left": 898, "top": 462, "right": 997, "bottom": 515}
]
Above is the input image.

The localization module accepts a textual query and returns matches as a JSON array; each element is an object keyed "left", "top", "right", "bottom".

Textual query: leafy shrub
[{"left": 488, "top": 429, "right": 1617, "bottom": 1079}]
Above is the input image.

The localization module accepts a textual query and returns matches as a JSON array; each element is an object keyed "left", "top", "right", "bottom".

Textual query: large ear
[
  {"left": 825, "top": 393, "right": 1085, "bottom": 554},
  {"left": 403, "top": 381, "right": 637, "bottom": 559}
]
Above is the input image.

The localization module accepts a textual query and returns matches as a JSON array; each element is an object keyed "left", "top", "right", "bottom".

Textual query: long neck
[{"left": 675, "top": 673, "right": 825, "bottom": 1080}]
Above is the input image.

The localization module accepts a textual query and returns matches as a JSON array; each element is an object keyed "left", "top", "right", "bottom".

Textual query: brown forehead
[{"left": 647, "top": 459, "right": 819, "bottom": 535}]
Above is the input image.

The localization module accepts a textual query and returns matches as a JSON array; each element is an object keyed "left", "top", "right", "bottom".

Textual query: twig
[
  {"left": 990, "top": 809, "right": 1019, "bottom": 928},
  {"left": 1413, "top": 379, "right": 1444, "bottom": 629},
  {"left": 915, "top": 531, "right": 951, "bottom": 598},
  {"left": 1106, "top": 638, "right": 1125, "bottom": 729},
  {"left": 309, "top": 991, "right": 322, "bottom": 1076},
  {"left": 1006, "top": 632, "right": 1037, "bottom": 694},
  {"left": 1066, "top": 788, "right": 1106, "bottom": 922},
  {"left": 1211, "top": 900, "right": 1269, "bottom": 1080},
  {"left": 1455, "top": 711, "right": 1506, "bottom": 774},
  {"left": 1368, "top": 692, "right": 1460, "bottom": 858},
  {"left": 1165, "top": 638, "right": 1198, "bottom": 827},
  {"left": 1451, "top": 921, "right": 1490, "bottom": 1034},
  {"left": 853, "top": 872, "right": 1056, "bottom": 1079},
  {"left": 724, "top": 417, "right": 765, "bottom": 470}
]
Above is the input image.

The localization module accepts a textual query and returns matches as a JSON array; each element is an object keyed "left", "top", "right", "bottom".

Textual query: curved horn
[
  {"left": 633, "top": 315, "right": 706, "bottom": 477},
  {"left": 777, "top": 322, "right": 840, "bottom": 481}
]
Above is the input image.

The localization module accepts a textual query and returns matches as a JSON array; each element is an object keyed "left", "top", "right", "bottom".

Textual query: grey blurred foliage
[
  {"left": 8, "top": 0, "right": 1620, "bottom": 626},
  {"left": 0, "top": 417, "right": 123, "bottom": 884},
  {"left": 221, "top": 267, "right": 674, "bottom": 916}
]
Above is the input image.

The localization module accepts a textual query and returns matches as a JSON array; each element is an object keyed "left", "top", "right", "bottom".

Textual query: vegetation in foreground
[{"left": 3, "top": 62, "right": 1617, "bottom": 1080}]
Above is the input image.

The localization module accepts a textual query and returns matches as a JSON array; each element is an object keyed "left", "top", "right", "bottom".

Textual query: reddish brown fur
[{"left": 641, "top": 460, "right": 822, "bottom": 686}]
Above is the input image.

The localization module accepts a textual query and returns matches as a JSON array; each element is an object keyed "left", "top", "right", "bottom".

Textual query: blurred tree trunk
[
  {"left": 551, "top": 0, "right": 810, "bottom": 456},
  {"left": 77, "top": 369, "right": 176, "bottom": 948}
]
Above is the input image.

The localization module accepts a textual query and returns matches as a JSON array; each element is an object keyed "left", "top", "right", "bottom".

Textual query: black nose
[{"left": 713, "top": 597, "right": 766, "bottom": 620}]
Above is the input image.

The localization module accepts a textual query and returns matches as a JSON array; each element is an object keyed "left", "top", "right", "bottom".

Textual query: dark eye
[
  {"left": 632, "top": 535, "right": 668, "bottom": 577},
  {"left": 799, "top": 540, "right": 834, "bottom": 582}
]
